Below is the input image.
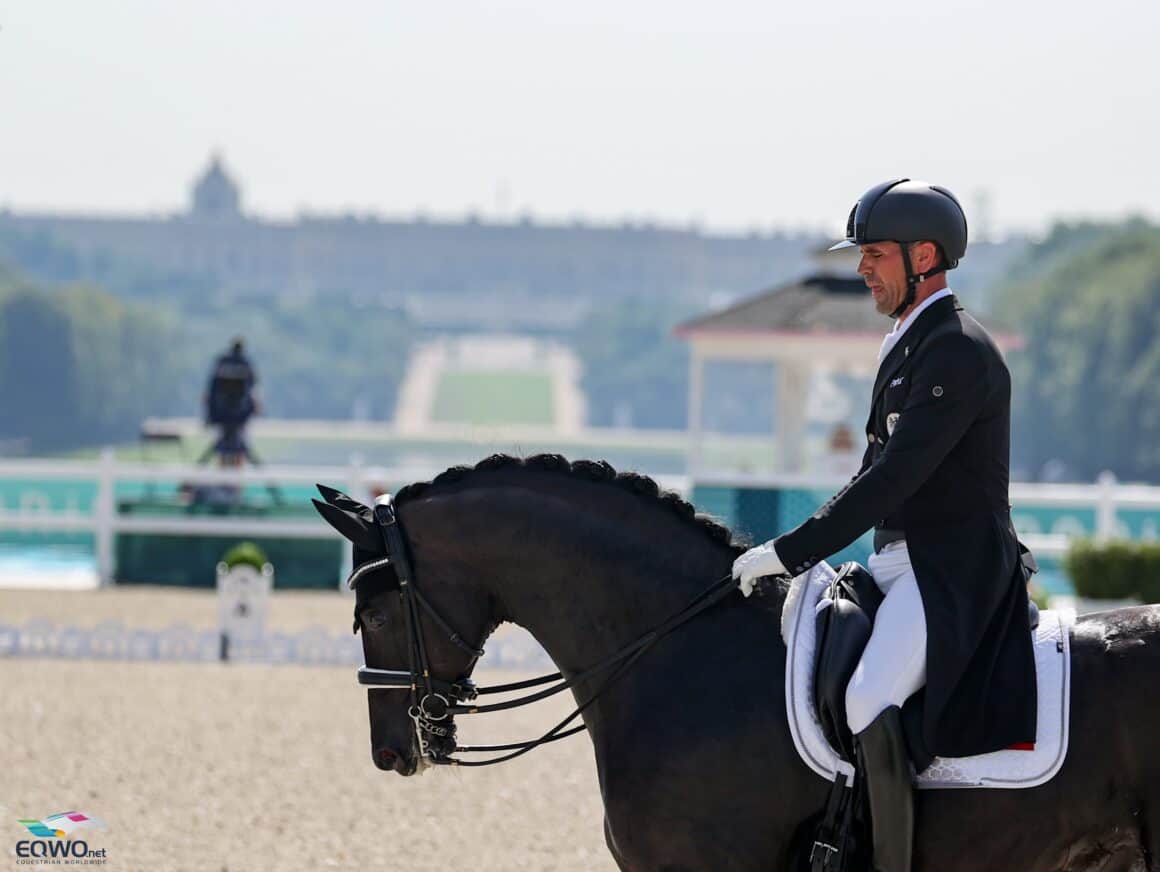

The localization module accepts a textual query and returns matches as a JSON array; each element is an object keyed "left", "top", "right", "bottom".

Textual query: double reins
[{"left": 353, "top": 493, "right": 737, "bottom": 767}]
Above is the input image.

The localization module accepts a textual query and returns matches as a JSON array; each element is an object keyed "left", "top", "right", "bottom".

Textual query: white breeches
[{"left": 845, "top": 541, "right": 928, "bottom": 735}]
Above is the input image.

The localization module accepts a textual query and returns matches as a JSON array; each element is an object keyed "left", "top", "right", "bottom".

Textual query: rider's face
[{"left": 858, "top": 242, "right": 909, "bottom": 317}]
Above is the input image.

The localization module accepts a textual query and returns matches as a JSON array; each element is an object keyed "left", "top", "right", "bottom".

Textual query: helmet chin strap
[{"left": 890, "top": 242, "right": 945, "bottom": 320}]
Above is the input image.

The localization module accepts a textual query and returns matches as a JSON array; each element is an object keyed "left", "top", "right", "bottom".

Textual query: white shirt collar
[{"left": 877, "top": 288, "right": 954, "bottom": 364}]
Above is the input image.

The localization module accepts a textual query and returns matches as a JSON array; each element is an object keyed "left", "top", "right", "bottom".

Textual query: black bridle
[{"left": 351, "top": 493, "right": 737, "bottom": 767}]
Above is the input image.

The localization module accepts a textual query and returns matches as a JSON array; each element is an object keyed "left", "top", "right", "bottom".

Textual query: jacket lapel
[
  {"left": 870, "top": 295, "right": 961, "bottom": 407},
  {"left": 871, "top": 335, "right": 910, "bottom": 403}
]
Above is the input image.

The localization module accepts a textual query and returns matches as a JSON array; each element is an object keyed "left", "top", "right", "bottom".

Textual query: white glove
[{"left": 731, "top": 540, "right": 788, "bottom": 597}]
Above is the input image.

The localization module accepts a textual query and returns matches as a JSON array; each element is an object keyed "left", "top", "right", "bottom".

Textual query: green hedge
[
  {"left": 1063, "top": 539, "right": 1160, "bottom": 602},
  {"left": 222, "top": 541, "right": 269, "bottom": 571}
]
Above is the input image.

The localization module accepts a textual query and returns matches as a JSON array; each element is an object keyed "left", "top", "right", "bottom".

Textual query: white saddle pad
[{"left": 782, "top": 561, "right": 1075, "bottom": 790}]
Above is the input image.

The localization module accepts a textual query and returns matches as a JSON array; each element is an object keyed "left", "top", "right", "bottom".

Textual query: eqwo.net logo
[
  {"left": 18, "top": 812, "right": 105, "bottom": 839},
  {"left": 13, "top": 812, "right": 108, "bottom": 864}
]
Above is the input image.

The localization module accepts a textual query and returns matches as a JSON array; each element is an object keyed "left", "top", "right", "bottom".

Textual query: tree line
[
  {"left": 2, "top": 219, "right": 1159, "bottom": 484},
  {"left": 0, "top": 262, "right": 414, "bottom": 453},
  {"left": 998, "top": 219, "right": 1160, "bottom": 482},
  {"left": 0, "top": 268, "right": 188, "bottom": 451}
]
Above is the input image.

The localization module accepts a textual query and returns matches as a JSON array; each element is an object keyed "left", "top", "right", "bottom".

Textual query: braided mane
[{"left": 395, "top": 453, "right": 747, "bottom": 554}]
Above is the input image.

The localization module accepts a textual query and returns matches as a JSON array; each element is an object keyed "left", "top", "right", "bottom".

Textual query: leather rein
[{"left": 351, "top": 493, "right": 737, "bottom": 767}]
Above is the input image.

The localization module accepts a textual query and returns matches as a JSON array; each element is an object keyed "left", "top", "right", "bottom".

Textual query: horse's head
[
  {"left": 313, "top": 485, "right": 496, "bottom": 776},
  {"left": 315, "top": 454, "right": 757, "bottom": 779}
]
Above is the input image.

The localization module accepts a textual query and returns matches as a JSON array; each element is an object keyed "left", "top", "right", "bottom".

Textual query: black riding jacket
[{"left": 774, "top": 295, "right": 1037, "bottom": 756}]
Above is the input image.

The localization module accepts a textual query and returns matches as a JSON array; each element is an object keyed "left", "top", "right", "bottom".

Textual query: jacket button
[{"left": 867, "top": 433, "right": 876, "bottom": 443}]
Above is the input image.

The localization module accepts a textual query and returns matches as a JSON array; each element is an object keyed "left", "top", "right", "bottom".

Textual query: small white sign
[{"left": 217, "top": 562, "right": 273, "bottom": 644}]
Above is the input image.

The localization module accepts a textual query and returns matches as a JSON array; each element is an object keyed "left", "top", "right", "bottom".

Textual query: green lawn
[{"left": 430, "top": 370, "right": 555, "bottom": 426}]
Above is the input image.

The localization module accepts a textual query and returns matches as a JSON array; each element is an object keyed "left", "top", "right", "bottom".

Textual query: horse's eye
[{"left": 362, "top": 610, "right": 388, "bottom": 632}]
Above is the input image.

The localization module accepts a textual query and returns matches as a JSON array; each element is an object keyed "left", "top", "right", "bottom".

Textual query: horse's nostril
[{"left": 373, "top": 746, "right": 416, "bottom": 774}]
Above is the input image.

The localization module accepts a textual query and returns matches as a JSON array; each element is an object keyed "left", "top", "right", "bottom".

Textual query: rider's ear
[
  {"left": 913, "top": 240, "right": 939, "bottom": 273},
  {"left": 312, "top": 498, "right": 380, "bottom": 553}
]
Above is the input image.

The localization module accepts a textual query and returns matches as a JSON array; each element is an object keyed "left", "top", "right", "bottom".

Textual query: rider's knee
[{"left": 845, "top": 680, "right": 885, "bottom": 736}]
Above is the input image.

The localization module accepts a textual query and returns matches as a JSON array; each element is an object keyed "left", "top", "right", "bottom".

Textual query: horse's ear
[
  {"left": 312, "top": 499, "right": 379, "bottom": 552},
  {"left": 316, "top": 483, "right": 371, "bottom": 519}
]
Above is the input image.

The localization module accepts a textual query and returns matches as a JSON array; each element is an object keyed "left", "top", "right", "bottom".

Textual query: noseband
[{"left": 352, "top": 493, "right": 736, "bottom": 767}]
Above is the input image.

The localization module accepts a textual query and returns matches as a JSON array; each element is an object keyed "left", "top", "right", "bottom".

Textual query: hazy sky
[{"left": 2, "top": 0, "right": 1156, "bottom": 235}]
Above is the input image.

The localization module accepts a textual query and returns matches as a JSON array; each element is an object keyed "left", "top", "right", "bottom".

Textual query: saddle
[
  {"left": 805, "top": 562, "right": 1049, "bottom": 871},
  {"left": 812, "top": 561, "right": 1040, "bottom": 774}
]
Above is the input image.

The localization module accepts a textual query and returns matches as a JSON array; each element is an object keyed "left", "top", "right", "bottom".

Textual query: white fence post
[
  {"left": 335, "top": 453, "right": 370, "bottom": 592},
  {"left": 1095, "top": 470, "right": 1118, "bottom": 542},
  {"left": 95, "top": 447, "right": 116, "bottom": 587},
  {"left": 687, "top": 349, "right": 704, "bottom": 475},
  {"left": 347, "top": 452, "right": 373, "bottom": 506}
]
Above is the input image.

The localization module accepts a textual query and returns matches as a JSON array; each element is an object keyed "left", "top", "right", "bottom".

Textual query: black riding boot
[{"left": 856, "top": 706, "right": 913, "bottom": 872}]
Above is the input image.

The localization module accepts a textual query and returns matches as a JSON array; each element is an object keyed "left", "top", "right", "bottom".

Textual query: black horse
[{"left": 316, "top": 454, "right": 1160, "bottom": 871}]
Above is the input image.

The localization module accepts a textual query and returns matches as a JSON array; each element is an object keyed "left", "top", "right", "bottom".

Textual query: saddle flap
[{"left": 813, "top": 561, "right": 877, "bottom": 763}]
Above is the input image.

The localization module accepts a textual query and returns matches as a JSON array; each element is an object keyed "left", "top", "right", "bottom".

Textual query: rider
[
  {"left": 731, "top": 180, "right": 1037, "bottom": 872},
  {"left": 203, "top": 336, "right": 260, "bottom": 466}
]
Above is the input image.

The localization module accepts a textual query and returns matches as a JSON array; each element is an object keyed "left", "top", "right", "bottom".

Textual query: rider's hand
[{"left": 732, "top": 540, "right": 788, "bottom": 597}]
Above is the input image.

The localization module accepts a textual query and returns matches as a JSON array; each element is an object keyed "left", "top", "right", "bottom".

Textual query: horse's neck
[
  {"left": 534, "top": 570, "right": 791, "bottom": 776},
  {"left": 410, "top": 475, "right": 788, "bottom": 722},
  {"left": 481, "top": 514, "right": 790, "bottom": 747},
  {"left": 493, "top": 535, "right": 732, "bottom": 678},
  {"left": 427, "top": 485, "right": 803, "bottom": 819}
]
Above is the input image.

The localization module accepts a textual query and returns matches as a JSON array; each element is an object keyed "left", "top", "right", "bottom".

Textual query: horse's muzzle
[{"left": 373, "top": 745, "right": 416, "bottom": 776}]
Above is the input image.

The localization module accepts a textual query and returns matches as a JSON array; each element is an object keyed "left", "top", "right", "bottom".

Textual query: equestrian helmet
[{"left": 829, "top": 178, "right": 968, "bottom": 269}]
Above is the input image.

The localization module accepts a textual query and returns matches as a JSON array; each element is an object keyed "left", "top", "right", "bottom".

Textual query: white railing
[
  {"left": 3, "top": 447, "right": 1158, "bottom": 586},
  {"left": 690, "top": 469, "right": 1160, "bottom": 560},
  {"left": 0, "top": 449, "right": 692, "bottom": 587},
  {"left": 1007, "top": 472, "right": 1127, "bottom": 557},
  {"left": 0, "top": 449, "right": 452, "bottom": 586}
]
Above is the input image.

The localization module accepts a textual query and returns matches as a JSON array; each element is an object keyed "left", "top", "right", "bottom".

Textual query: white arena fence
[
  {"left": 3, "top": 449, "right": 1159, "bottom": 666},
  {"left": 0, "top": 451, "right": 1156, "bottom": 581},
  {"left": 0, "top": 448, "right": 687, "bottom": 587},
  {"left": 688, "top": 469, "right": 1160, "bottom": 561},
  {"left": 0, "top": 619, "right": 554, "bottom": 669}
]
